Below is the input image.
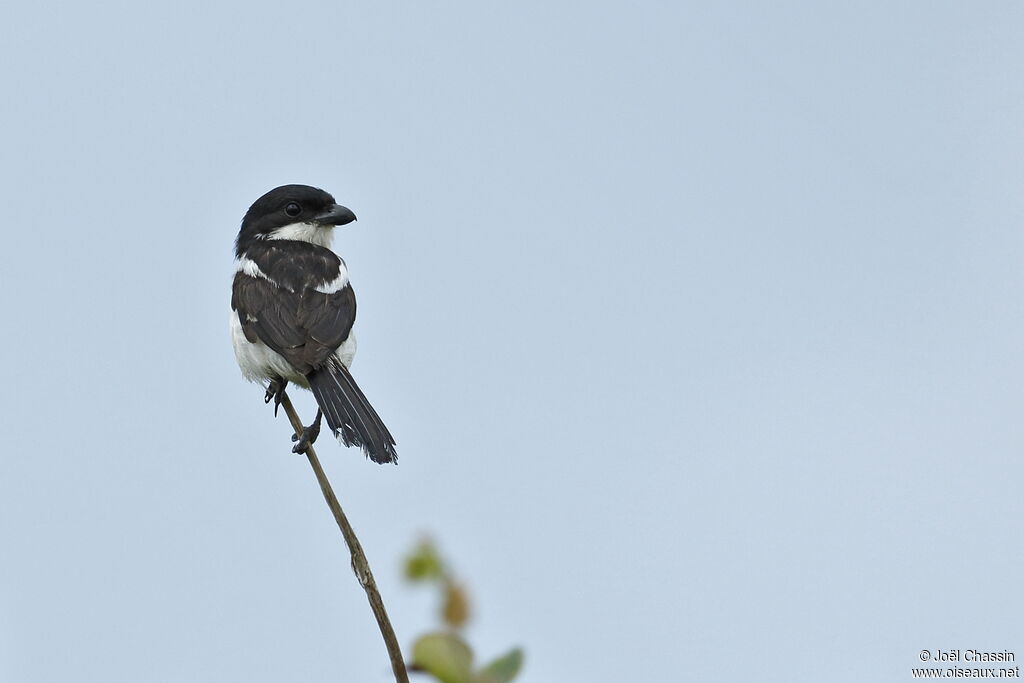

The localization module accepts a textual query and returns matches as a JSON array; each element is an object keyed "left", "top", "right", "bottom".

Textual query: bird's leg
[
  {"left": 292, "top": 409, "right": 323, "bottom": 454},
  {"left": 264, "top": 378, "right": 289, "bottom": 417}
]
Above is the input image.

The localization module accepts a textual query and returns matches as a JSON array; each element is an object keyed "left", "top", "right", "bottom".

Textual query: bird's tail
[{"left": 306, "top": 357, "right": 397, "bottom": 464}]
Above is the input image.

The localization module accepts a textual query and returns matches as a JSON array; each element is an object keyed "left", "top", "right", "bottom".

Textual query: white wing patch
[
  {"left": 236, "top": 257, "right": 278, "bottom": 285},
  {"left": 315, "top": 261, "right": 350, "bottom": 294}
]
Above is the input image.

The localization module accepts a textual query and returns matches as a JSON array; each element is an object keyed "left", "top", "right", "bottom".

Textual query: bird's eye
[{"left": 284, "top": 202, "right": 302, "bottom": 217}]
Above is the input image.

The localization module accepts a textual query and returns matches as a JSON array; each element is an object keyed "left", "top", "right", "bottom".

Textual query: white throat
[{"left": 266, "top": 222, "right": 335, "bottom": 249}]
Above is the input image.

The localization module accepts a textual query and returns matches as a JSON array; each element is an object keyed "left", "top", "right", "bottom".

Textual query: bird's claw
[
  {"left": 291, "top": 421, "right": 321, "bottom": 454},
  {"left": 264, "top": 379, "right": 287, "bottom": 417}
]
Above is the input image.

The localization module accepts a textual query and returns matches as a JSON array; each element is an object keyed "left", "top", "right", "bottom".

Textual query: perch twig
[{"left": 280, "top": 393, "right": 409, "bottom": 683}]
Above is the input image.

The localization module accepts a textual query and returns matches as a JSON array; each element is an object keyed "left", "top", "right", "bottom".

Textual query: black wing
[{"left": 231, "top": 242, "right": 356, "bottom": 376}]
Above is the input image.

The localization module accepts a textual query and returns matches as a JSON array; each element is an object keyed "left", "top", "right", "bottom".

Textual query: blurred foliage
[
  {"left": 405, "top": 539, "right": 445, "bottom": 582},
  {"left": 404, "top": 538, "right": 524, "bottom": 683},
  {"left": 442, "top": 581, "right": 470, "bottom": 629}
]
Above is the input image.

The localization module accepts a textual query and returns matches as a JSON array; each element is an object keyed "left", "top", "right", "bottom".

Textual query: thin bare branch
[{"left": 280, "top": 393, "right": 409, "bottom": 683}]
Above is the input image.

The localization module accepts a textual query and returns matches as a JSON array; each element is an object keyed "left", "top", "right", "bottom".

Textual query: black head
[{"left": 235, "top": 184, "right": 356, "bottom": 256}]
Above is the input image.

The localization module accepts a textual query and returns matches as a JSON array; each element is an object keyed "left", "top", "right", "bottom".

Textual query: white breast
[{"left": 229, "top": 311, "right": 357, "bottom": 387}]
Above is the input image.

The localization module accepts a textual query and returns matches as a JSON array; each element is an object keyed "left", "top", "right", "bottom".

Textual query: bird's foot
[
  {"left": 291, "top": 419, "right": 322, "bottom": 454},
  {"left": 264, "top": 379, "right": 288, "bottom": 417}
]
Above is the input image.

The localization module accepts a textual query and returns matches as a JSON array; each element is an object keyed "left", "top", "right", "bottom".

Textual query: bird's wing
[{"left": 231, "top": 243, "right": 356, "bottom": 375}]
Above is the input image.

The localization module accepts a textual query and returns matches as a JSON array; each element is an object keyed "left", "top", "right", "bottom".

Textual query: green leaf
[
  {"left": 405, "top": 540, "right": 445, "bottom": 582},
  {"left": 474, "top": 648, "right": 524, "bottom": 683},
  {"left": 411, "top": 632, "right": 474, "bottom": 683}
]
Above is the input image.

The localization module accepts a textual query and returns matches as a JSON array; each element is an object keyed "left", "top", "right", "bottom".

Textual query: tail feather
[{"left": 306, "top": 358, "right": 397, "bottom": 464}]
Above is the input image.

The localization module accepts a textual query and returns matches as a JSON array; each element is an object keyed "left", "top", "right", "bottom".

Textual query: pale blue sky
[{"left": 2, "top": 2, "right": 1023, "bottom": 681}]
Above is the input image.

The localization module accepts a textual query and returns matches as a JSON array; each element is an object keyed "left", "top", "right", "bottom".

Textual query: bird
[{"left": 230, "top": 184, "right": 397, "bottom": 464}]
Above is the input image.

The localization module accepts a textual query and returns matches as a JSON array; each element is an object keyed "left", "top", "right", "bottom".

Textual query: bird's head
[{"left": 235, "top": 184, "right": 356, "bottom": 256}]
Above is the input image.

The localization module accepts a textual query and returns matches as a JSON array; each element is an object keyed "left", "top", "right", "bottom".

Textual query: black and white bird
[{"left": 230, "top": 184, "right": 397, "bottom": 464}]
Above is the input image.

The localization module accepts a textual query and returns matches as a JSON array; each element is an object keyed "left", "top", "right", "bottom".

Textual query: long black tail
[{"left": 306, "top": 357, "right": 397, "bottom": 464}]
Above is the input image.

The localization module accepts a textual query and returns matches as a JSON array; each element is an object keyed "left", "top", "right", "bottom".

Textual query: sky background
[{"left": 2, "top": 2, "right": 1023, "bottom": 681}]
